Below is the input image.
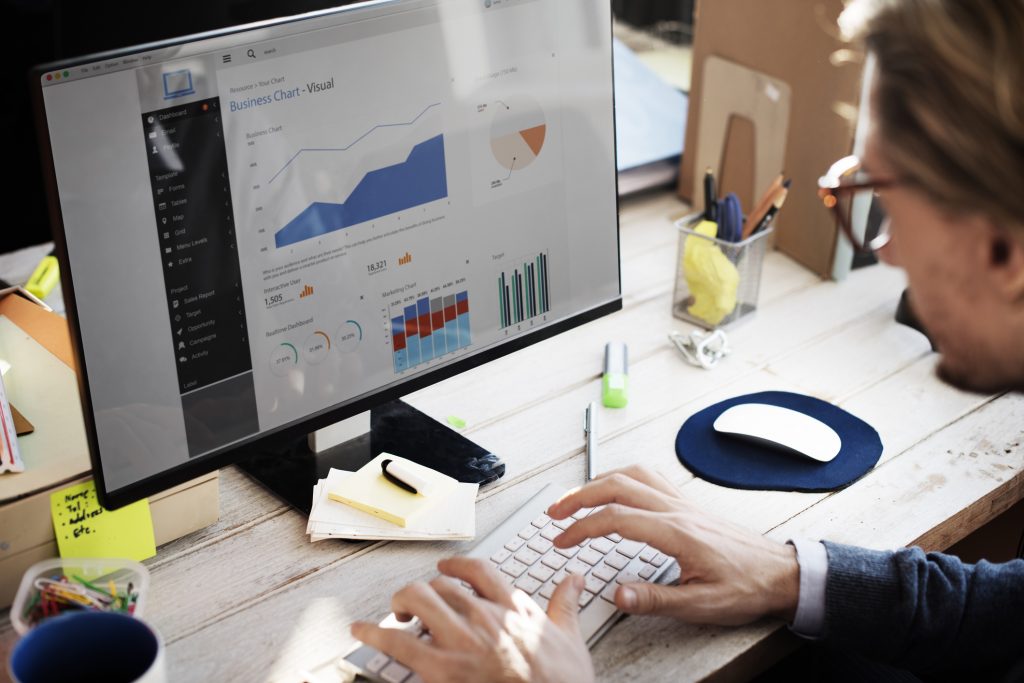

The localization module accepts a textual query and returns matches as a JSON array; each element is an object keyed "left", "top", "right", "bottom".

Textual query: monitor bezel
[{"left": 30, "top": 0, "right": 622, "bottom": 510}]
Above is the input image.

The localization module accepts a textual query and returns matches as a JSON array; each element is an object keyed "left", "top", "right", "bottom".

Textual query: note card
[{"left": 50, "top": 480, "right": 157, "bottom": 561}]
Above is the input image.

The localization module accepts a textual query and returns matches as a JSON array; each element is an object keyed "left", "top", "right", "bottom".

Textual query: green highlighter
[{"left": 602, "top": 342, "right": 628, "bottom": 408}]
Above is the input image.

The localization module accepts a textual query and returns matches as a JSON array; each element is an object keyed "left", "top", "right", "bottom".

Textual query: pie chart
[{"left": 490, "top": 95, "right": 546, "bottom": 172}]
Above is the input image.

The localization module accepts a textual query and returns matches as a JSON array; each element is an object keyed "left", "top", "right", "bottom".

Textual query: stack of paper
[{"left": 306, "top": 457, "right": 477, "bottom": 542}]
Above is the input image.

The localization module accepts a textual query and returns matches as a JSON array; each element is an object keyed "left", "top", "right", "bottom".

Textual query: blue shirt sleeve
[{"left": 822, "top": 541, "right": 1024, "bottom": 679}]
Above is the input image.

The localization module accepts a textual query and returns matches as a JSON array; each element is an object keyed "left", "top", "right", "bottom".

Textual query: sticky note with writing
[{"left": 50, "top": 480, "right": 156, "bottom": 561}]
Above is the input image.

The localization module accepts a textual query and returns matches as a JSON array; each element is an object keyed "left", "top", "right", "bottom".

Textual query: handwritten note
[{"left": 50, "top": 480, "right": 156, "bottom": 561}]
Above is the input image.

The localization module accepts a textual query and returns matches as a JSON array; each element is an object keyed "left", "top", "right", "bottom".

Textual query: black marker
[{"left": 381, "top": 458, "right": 426, "bottom": 495}]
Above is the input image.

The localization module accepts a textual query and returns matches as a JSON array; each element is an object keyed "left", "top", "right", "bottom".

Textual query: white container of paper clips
[
  {"left": 672, "top": 213, "right": 773, "bottom": 329},
  {"left": 10, "top": 557, "right": 150, "bottom": 635}
]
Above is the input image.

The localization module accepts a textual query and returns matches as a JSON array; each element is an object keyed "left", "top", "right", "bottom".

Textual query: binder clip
[{"left": 668, "top": 329, "right": 732, "bottom": 370}]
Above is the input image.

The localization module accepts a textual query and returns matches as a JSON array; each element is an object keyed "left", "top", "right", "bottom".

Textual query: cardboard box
[
  {"left": 0, "top": 288, "right": 219, "bottom": 608},
  {"left": 679, "top": 0, "right": 865, "bottom": 277}
]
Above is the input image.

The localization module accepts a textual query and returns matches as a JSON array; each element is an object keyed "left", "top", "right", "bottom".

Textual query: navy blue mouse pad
[{"left": 675, "top": 391, "right": 883, "bottom": 492}]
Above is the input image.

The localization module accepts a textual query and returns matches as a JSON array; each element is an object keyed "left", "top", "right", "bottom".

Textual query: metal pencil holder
[{"left": 672, "top": 214, "right": 773, "bottom": 329}]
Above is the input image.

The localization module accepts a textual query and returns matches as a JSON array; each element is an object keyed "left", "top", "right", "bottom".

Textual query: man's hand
[
  {"left": 351, "top": 557, "right": 595, "bottom": 683},
  {"left": 547, "top": 465, "right": 799, "bottom": 626}
]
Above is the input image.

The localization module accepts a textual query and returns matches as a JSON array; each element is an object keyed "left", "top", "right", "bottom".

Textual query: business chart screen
[{"left": 37, "top": 0, "right": 619, "bottom": 496}]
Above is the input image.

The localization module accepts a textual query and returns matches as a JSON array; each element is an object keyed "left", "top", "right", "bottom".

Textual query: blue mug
[{"left": 8, "top": 611, "right": 165, "bottom": 683}]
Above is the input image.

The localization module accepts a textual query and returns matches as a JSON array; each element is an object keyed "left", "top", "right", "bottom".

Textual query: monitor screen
[{"left": 34, "top": 0, "right": 620, "bottom": 508}]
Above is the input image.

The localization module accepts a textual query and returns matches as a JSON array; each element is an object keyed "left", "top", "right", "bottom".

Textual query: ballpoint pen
[
  {"left": 703, "top": 168, "right": 718, "bottom": 222},
  {"left": 585, "top": 401, "right": 598, "bottom": 481}
]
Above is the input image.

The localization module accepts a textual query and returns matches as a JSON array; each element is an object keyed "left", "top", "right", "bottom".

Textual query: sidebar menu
[{"left": 143, "top": 97, "right": 260, "bottom": 456}]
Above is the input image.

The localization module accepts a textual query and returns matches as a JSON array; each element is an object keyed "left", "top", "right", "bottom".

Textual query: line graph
[
  {"left": 267, "top": 102, "right": 442, "bottom": 185},
  {"left": 273, "top": 134, "right": 448, "bottom": 248}
]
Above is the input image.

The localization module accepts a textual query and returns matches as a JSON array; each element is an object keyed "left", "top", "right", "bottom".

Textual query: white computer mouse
[{"left": 712, "top": 403, "right": 841, "bottom": 463}]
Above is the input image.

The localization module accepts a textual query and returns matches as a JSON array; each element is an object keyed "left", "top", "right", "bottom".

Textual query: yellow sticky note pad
[
  {"left": 50, "top": 480, "right": 157, "bottom": 561},
  {"left": 328, "top": 453, "right": 458, "bottom": 527}
]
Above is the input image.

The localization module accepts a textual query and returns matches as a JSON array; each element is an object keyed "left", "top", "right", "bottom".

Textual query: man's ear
[{"left": 986, "top": 221, "right": 1024, "bottom": 303}]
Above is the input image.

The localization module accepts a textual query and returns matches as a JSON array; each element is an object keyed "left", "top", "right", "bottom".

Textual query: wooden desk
[{"left": 3, "top": 191, "right": 1022, "bottom": 682}]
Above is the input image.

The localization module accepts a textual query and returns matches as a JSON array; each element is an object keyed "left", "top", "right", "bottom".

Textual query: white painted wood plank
[{"left": 766, "top": 302, "right": 932, "bottom": 402}]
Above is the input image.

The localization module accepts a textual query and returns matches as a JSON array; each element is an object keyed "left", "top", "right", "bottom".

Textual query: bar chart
[
  {"left": 391, "top": 289, "right": 471, "bottom": 373},
  {"left": 498, "top": 251, "right": 549, "bottom": 328}
]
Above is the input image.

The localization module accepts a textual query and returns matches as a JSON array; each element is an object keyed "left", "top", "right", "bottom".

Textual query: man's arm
[{"left": 823, "top": 542, "right": 1024, "bottom": 678}]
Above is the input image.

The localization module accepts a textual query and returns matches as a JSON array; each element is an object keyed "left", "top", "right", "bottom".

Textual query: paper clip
[{"left": 668, "top": 329, "right": 732, "bottom": 370}]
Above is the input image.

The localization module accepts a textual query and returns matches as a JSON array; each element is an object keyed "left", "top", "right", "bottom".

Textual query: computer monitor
[{"left": 32, "top": 0, "right": 621, "bottom": 511}]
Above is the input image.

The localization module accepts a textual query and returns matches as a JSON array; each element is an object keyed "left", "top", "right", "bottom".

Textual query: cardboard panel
[{"left": 680, "top": 0, "right": 864, "bottom": 277}]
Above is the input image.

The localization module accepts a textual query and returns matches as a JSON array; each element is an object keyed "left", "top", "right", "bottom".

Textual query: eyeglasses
[{"left": 818, "top": 155, "right": 897, "bottom": 254}]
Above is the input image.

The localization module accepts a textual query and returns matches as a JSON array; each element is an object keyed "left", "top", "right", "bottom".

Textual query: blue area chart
[{"left": 274, "top": 134, "right": 448, "bottom": 248}]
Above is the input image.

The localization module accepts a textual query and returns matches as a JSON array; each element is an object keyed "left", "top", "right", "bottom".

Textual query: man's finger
[
  {"left": 546, "top": 573, "right": 584, "bottom": 633},
  {"left": 431, "top": 576, "right": 506, "bottom": 640},
  {"left": 351, "top": 621, "right": 437, "bottom": 671},
  {"left": 391, "top": 581, "right": 474, "bottom": 647},
  {"left": 547, "top": 473, "right": 677, "bottom": 520},
  {"left": 437, "top": 557, "right": 515, "bottom": 609},
  {"left": 613, "top": 581, "right": 715, "bottom": 621},
  {"left": 553, "top": 505, "right": 676, "bottom": 551},
  {"left": 597, "top": 464, "right": 682, "bottom": 501}
]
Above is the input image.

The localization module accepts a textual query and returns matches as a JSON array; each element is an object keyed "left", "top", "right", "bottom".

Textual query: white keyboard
[{"left": 344, "top": 482, "right": 675, "bottom": 682}]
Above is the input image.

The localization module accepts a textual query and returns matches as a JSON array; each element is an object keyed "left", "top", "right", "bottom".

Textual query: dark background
[{"left": 1, "top": 0, "right": 692, "bottom": 254}]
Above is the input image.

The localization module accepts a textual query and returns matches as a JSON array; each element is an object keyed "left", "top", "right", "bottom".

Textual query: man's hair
[{"left": 840, "top": 0, "right": 1024, "bottom": 231}]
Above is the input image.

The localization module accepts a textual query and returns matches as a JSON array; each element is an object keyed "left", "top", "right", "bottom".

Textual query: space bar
[{"left": 578, "top": 593, "right": 619, "bottom": 641}]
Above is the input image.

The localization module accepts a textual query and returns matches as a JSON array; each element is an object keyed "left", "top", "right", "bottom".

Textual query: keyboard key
[
  {"left": 528, "top": 537, "right": 553, "bottom": 554},
  {"left": 499, "top": 572, "right": 516, "bottom": 585},
  {"left": 554, "top": 545, "right": 578, "bottom": 559},
  {"left": 532, "top": 514, "right": 551, "bottom": 528},
  {"left": 540, "top": 582, "right": 557, "bottom": 599},
  {"left": 541, "top": 552, "right": 568, "bottom": 570},
  {"left": 380, "top": 661, "right": 411, "bottom": 683},
  {"left": 566, "top": 559, "right": 590, "bottom": 575},
  {"left": 408, "top": 675, "right": 425, "bottom": 683},
  {"left": 578, "top": 590, "right": 595, "bottom": 607},
  {"left": 504, "top": 537, "right": 526, "bottom": 552},
  {"left": 551, "top": 570, "right": 568, "bottom": 585},
  {"left": 606, "top": 533, "right": 623, "bottom": 542},
  {"left": 600, "top": 582, "right": 619, "bottom": 603},
  {"left": 592, "top": 564, "right": 619, "bottom": 583},
  {"left": 640, "top": 547, "right": 657, "bottom": 563},
  {"left": 514, "top": 548, "right": 541, "bottom": 566},
  {"left": 490, "top": 548, "right": 512, "bottom": 565},
  {"left": 528, "top": 564, "right": 556, "bottom": 582},
  {"left": 534, "top": 595, "right": 549, "bottom": 611},
  {"left": 615, "top": 558, "right": 647, "bottom": 585},
  {"left": 572, "top": 507, "right": 593, "bottom": 520},
  {"left": 514, "top": 576, "right": 544, "bottom": 595},
  {"left": 552, "top": 517, "right": 573, "bottom": 530},
  {"left": 604, "top": 553, "right": 629, "bottom": 570},
  {"left": 589, "top": 537, "right": 615, "bottom": 554},
  {"left": 584, "top": 575, "right": 607, "bottom": 595},
  {"left": 518, "top": 525, "right": 539, "bottom": 540},
  {"left": 639, "top": 564, "right": 657, "bottom": 580},
  {"left": 500, "top": 559, "right": 529, "bottom": 578},
  {"left": 540, "top": 525, "right": 562, "bottom": 541},
  {"left": 615, "top": 540, "right": 644, "bottom": 559},
  {"left": 365, "top": 652, "right": 391, "bottom": 674},
  {"left": 650, "top": 552, "right": 668, "bottom": 567},
  {"left": 577, "top": 548, "right": 604, "bottom": 566}
]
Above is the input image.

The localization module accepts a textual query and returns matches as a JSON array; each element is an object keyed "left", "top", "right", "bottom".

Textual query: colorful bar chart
[
  {"left": 274, "top": 134, "right": 448, "bottom": 248},
  {"left": 391, "top": 290, "right": 471, "bottom": 373},
  {"left": 498, "top": 252, "right": 549, "bottom": 328}
]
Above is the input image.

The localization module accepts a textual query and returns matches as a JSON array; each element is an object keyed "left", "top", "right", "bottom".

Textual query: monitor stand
[{"left": 236, "top": 399, "right": 505, "bottom": 515}]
